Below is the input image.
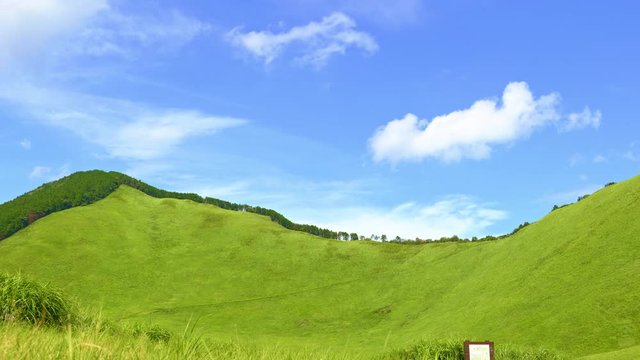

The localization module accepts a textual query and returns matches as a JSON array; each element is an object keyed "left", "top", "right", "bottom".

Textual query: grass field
[
  {"left": 578, "top": 345, "right": 640, "bottom": 360},
  {"left": 1, "top": 174, "right": 639, "bottom": 358},
  {"left": 0, "top": 321, "right": 566, "bottom": 360},
  {"left": 0, "top": 321, "right": 359, "bottom": 360},
  {"left": 0, "top": 275, "right": 560, "bottom": 360},
  {"left": 582, "top": 345, "right": 640, "bottom": 360}
]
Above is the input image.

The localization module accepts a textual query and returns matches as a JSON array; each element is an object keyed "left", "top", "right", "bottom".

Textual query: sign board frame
[{"left": 464, "top": 340, "right": 494, "bottom": 360}]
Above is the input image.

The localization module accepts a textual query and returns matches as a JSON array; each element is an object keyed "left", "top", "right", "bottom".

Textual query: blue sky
[{"left": 1, "top": 0, "right": 638, "bottom": 239}]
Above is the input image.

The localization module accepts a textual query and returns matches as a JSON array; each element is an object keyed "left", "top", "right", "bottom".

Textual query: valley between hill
[{"left": 1, "top": 173, "right": 639, "bottom": 358}]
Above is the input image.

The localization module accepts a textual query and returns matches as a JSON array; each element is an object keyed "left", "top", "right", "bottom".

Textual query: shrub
[
  {"left": 0, "top": 273, "right": 76, "bottom": 327},
  {"left": 131, "top": 323, "right": 172, "bottom": 343},
  {"left": 577, "top": 194, "right": 590, "bottom": 202},
  {"left": 377, "top": 339, "right": 464, "bottom": 360},
  {"left": 496, "top": 344, "right": 565, "bottom": 359},
  {"left": 377, "top": 339, "right": 564, "bottom": 360}
]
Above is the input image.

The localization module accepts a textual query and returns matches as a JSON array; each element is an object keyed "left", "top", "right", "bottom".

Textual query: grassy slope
[
  {"left": 579, "top": 345, "right": 640, "bottom": 360},
  {"left": 0, "top": 321, "right": 362, "bottom": 360},
  {"left": 0, "top": 169, "right": 340, "bottom": 241},
  {"left": 0, "top": 176, "right": 639, "bottom": 357}
]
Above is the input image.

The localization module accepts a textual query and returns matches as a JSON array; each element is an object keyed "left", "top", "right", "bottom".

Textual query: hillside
[
  {"left": 0, "top": 170, "right": 203, "bottom": 240},
  {"left": 0, "top": 170, "right": 340, "bottom": 240},
  {"left": 0, "top": 175, "right": 639, "bottom": 357}
]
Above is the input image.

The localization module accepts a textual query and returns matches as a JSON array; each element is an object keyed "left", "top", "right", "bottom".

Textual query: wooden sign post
[{"left": 464, "top": 340, "right": 494, "bottom": 360}]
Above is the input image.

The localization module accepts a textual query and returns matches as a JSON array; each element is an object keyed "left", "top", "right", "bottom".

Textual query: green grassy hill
[
  {"left": 0, "top": 170, "right": 342, "bottom": 241},
  {"left": 1, "top": 174, "right": 639, "bottom": 358}
]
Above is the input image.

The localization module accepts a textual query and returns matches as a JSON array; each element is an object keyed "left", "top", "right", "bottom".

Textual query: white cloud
[
  {"left": 538, "top": 184, "right": 601, "bottom": 205},
  {"left": 28, "top": 164, "right": 71, "bottom": 181},
  {"left": 370, "top": 82, "right": 603, "bottom": 163},
  {"left": 593, "top": 154, "right": 607, "bottom": 163},
  {"left": 0, "top": 0, "right": 209, "bottom": 66},
  {"left": 623, "top": 143, "right": 639, "bottom": 162},
  {"left": 569, "top": 153, "right": 585, "bottom": 167},
  {"left": 20, "top": 139, "right": 32, "bottom": 150},
  {"left": 123, "top": 162, "right": 173, "bottom": 181},
  {"left": 622, "top": 141, "right": 640, "bottom": 161},
  {"left": 570, "top": 153, "right": 607, "bottom": 166},
  {"left": 187, "top": 181, "right": 252, "bottom": 199},
  {"left": 0, "top": 0, "right": 108, "bottom": 65},
  {"left": 562, "top": 107, "right": 601, "bottom": 132},
  {"left": 103, "top": 112, "right": 242, "bottom": 160},
  {"left": 1, "top": 84, "right": 246, "bottom": 161},
  {"left": 0, "top": 2, "right": 219, "bottom": 163},
  {"left": 370, "top": 82, "right": 561, "bottom": 163},
  {"left": 183, "top": 172, "right": 505, "bottom": 239},
  {"left": 62, "top": 9, "right": 211, "bottom": 59},
  {"left": 248, "top": 178, "right": 372, "bottom": 210},
  {"left": 29, "top": 166, "right": 51, "bottom": 179},
  {"left": 624, "top": 151, "right": 638, "bottom": 162},
  {"left": 153, "top": 168, "right": 505, "bottom": 239},
  {"left": 310, "top": 196, "right": 507, "bottom": 239},
  {"left": 52, "top": 164, "right": 71, "bottom": 180},
  {"left": 226, "top": 12, "right": 378, "bottom": 68}
]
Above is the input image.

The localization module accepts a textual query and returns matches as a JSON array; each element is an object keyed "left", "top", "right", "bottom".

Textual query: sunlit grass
[
  {"left": 376, "top": 339, "right": 564, "bottom": 360},
  {"left": 0, "top": 273, "right": 76, "bottom": 327},
  {"left": 0, "top": 321, "right": 361, "bottom": 360},
  {"left": 0, "top": 175, "right": 639, "bottom": 357}
]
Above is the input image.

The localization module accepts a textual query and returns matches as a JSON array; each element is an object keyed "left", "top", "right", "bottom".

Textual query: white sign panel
[{"left": 468, "top": 343, "right": 491, "bottom": 360}]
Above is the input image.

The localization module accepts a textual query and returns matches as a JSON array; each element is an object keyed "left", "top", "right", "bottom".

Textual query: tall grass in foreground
[
  {"left": 377, "top": 339, "right": 565, "bottom": 360},
  {"left": 0, "top": 321, "right": 358, "bottom": 360},
  {"left": 0, "top": 273, "right": 76, "bottom": 327},
  {"left": 0, "top": 273, "right": 565, "bottom": 359},
  {"left": 0, "top": 273, "right": 355, "bottom": 359},
  {"left": 0, "top": 324, "right": 567, "bottom": 360}
]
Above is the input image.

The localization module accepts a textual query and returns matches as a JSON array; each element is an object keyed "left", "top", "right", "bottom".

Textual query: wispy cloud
[
  {"left": 593, "top": 154, "right": 607, "bottom": 163},
  {"left": 185, "top": 181, "right": 252, "bottom": 199},
  {"left": 28, "top": 164, "right": 71, "bottom": 181},
  {"left": 176, "top": 173, "right": 372, "bottom": 207},
  {"left": 61, "top": 8, "right": 211, "bottom": 59},
  {"left": 623, "top": 142, "right": 639, "bottom": 162},
  {"left": 0, "top": 0, "right": 209, "bottom": 67},
  {"left": 309, "top": 196, "right": 507, "bottom": 239},
  {"left": 20, "top": 139, "right": 32, "bottom": 150},
  {"left": 569, "top": 153, "right": 585, "bottom": 167},
  {"left": 172, "top": 172, "right": 504, "bottom": 239},
  {"left": 1, "top": 84, "right": 246, "bottom": 161},
  {"left": 226, "top": 12, "right": 378, "bottom": 68},
  {"left": 29, "top": 166, "right": 51, "bottom": 180},
  {"left": 561, "top": 106, "right": 601, "bottom": 132},
  {"left": 0, "top": 0, "right": 107, "bottom": 65},
  {"left": 570, "top": 153, "right": 608, "bottom": 166},
  {"left": 538, "top": 184, "right": 602, "bottom": 205},
  {"left": 624, "top": 151, "right": 638, "bottom": 162},
  {"left": 0, "top": 1, "right": 224, "bottom": 164},
  {"left": 369, "top": 82, "right": 602, "bottom": 163}
]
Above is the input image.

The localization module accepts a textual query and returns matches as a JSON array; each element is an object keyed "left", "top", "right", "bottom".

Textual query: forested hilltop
[{"left": 0, "top": 170, "right": 340, "bottom": 240}]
